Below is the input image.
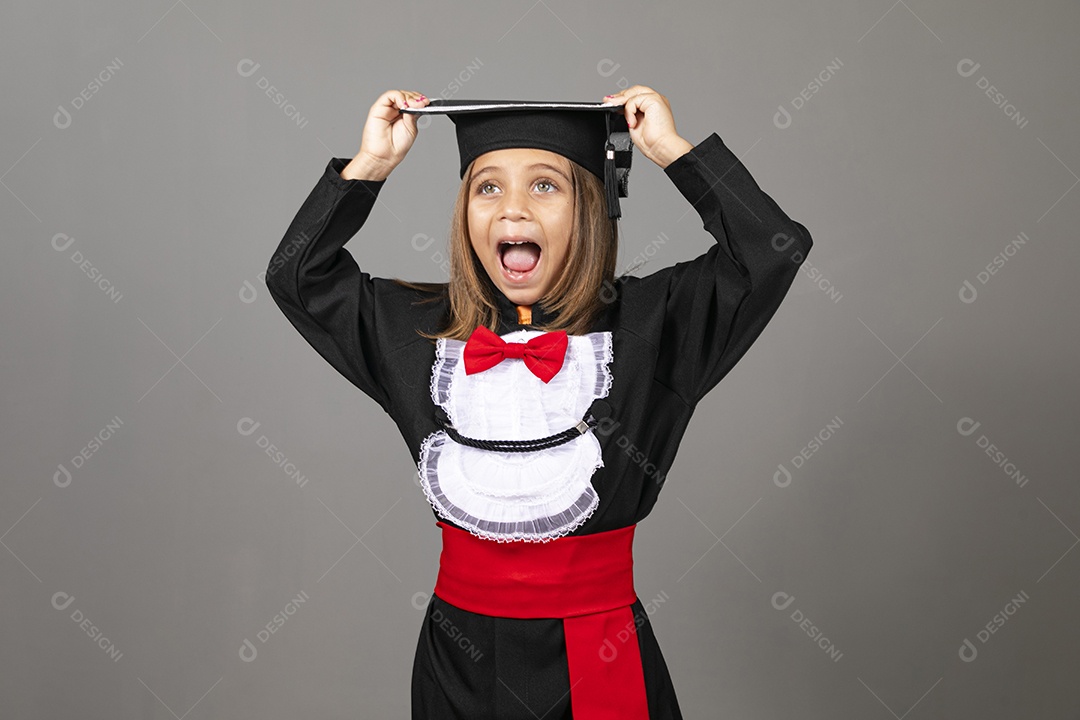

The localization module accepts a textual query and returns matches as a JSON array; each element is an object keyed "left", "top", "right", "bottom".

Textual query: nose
[{"left": 497, "top": 181, "right": 533, "bottom": 221}]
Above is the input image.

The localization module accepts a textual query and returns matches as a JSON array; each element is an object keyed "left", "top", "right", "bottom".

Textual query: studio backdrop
[{"left": 2, "top": 1, "right": 1078, "bottom": 718}]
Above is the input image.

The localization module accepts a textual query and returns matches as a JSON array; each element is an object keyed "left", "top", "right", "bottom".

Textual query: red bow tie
[{"left": 462, "top": 326, "right": 569, "bottom": 384}]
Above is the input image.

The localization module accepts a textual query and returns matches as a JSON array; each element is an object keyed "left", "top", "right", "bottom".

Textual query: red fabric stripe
[{"left": 433, "top": 521, "right": 649, "bottom": 719}]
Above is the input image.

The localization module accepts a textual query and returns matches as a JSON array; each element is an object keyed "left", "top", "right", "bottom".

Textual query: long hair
[{"left": 392, "top": 156, "right": 619, "bottom": 341}]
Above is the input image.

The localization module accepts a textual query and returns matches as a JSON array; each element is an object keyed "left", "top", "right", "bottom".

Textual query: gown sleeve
[
  {"left": 265, "top": 157, "right": 394, "bottom": 414},
  {"left": 653, "top": 132, "right": 813, "bottom": 406}
]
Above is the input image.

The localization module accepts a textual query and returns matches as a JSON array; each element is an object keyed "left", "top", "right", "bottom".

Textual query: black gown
[{"left": 266, "top": 132, "right": 813, "bottom": 719}]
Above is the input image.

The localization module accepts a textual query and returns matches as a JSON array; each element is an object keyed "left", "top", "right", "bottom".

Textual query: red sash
[{"left": 433, "top": 520, "right": 650, "bottom": 719}]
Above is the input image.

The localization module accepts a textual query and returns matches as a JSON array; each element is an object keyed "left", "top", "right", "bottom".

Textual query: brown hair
[{"left": 392, "top": 155, "right": 619, "bottom": 341}]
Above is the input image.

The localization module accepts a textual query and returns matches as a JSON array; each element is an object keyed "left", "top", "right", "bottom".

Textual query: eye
[{"left": 473, "top": 178, "right": 560, "bottom": 195}]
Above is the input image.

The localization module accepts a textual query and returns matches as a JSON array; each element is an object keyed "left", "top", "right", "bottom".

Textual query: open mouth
[{"left": 498, "top": 239, "right": 542, "bottom": 282}]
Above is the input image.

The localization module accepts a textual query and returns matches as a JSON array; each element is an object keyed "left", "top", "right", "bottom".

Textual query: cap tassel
[
  {"left": 604, "top": 113, "right": 621, "bottom": 219},
  {"left": 605, "top": 141, "right": 621, "bottom": 219}
]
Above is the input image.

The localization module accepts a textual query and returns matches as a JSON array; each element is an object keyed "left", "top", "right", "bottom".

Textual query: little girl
[{"left": 267, "top": 86, "right": 812, "bottom": 720}]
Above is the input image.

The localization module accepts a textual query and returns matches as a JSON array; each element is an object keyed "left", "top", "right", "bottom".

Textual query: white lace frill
[{"left": 418, "top": 330, "right": 613, "bottom": 543}]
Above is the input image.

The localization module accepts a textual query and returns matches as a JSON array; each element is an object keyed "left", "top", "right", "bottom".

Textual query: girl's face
[{"left": 467, "top": 147, "right": 575, "bottom": 307}]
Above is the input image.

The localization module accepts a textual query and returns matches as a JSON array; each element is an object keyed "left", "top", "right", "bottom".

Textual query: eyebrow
[{"left": 472, "top": 162, "right": 570, "bottom": 183}]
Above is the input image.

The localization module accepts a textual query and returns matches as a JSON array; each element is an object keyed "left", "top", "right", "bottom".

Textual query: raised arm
[
  {"left": 265, "top": 161, "right": 394, "bottom": 411},
  {"left": 264, "top": 89, "right": 432, "bottom": 413},
  {"left": 654, "top": 131, "right": 813, "bottom": 406}
]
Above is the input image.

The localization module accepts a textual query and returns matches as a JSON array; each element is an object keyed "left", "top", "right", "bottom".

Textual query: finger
[
  {"left": 628, "top": 92, "right": 661, "bottom": 128},
  {"left": 390, "top": 90, "right": 422, "bottom": 112},
  {"left": 399, "top": 110, "right": 418, "bottom": 134},
  {"left": 623, "top": 93, "right": 649, "bottom": 128},
  {"left": 612, "top": 85, "right": 648, "bottom": 103},
  {"left": 401, "top": 90, "right": 425, "bottom": 107},
  {"left": 399, "top": 92, "right": 429, "bottom": 132},
  {"left": 371, "top": 90, "right": 406, "bottom": 122}
]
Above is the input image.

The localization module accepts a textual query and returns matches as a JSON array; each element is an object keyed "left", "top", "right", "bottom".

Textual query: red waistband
[{"left": 433, "top": 521, "right": 650, "bottom": 719}]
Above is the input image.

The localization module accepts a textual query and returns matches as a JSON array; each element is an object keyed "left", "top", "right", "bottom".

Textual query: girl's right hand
[{"left": 347, "top": 90, "right": 430, "bottom": 180}]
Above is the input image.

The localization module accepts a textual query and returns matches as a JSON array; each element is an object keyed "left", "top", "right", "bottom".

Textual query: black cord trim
[{"left": 434, "top": 407, "right": 598, "bottom": 453}]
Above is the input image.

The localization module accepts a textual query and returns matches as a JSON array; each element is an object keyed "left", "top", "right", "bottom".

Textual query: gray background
[{"left": 3, "top": 1, "right": 1078, "bottom": 718}]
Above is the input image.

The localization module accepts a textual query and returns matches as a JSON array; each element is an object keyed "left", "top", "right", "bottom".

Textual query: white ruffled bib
[{"left": 417, "top": 329, "right": 614, "bottom": 543}]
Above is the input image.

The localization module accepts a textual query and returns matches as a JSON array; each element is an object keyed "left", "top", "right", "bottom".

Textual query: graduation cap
[{"left": 400, "top": 99, "right": 634, "bottom": 218}]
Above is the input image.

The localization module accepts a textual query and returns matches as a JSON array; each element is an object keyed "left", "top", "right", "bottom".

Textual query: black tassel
[
  {"left": 604, "top": 112, "right": 621, "bottom": 219},
  {"left": 605, "top": 140, "right": 621, "bottom": 219}
]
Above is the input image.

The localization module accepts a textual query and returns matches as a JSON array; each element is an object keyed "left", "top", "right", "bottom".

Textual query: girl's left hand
[{"left": 603, "top": 86, "right": 694, "bottom": 169}]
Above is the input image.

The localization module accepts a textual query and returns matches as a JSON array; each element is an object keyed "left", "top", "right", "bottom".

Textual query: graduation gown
[{"left": 266, "top": 131, "right": 813, "bottom": 719}]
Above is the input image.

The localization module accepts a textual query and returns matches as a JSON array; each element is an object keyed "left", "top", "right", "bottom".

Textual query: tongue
[{"left": 502, "top": 242, "right": 540, "bottom": 272}]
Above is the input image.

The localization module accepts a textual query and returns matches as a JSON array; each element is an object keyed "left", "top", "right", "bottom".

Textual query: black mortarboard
[{"left": 401, "top": 99, "right": 634, "bottom": 219}]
